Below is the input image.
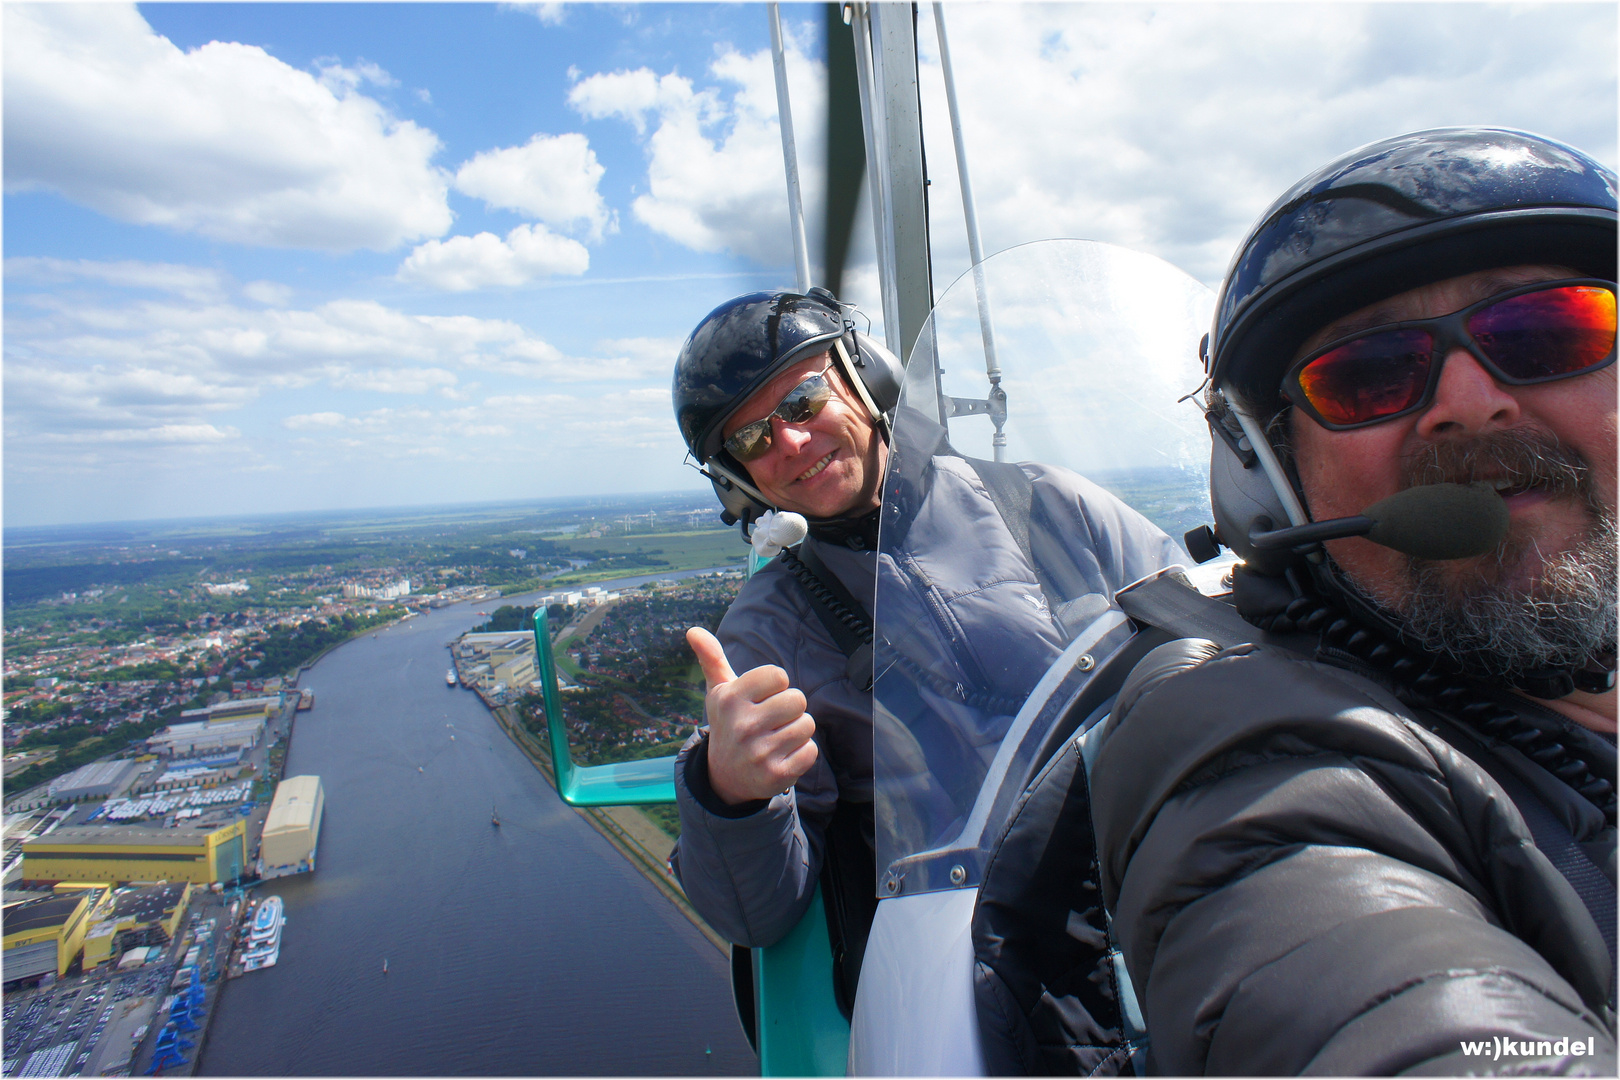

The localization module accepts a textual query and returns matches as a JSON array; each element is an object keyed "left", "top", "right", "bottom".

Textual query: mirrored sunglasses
[
  {"left": 722, "top": 365, "right": 836, "bottom": 462},
  {"left": 1282, "top": 279, "right": 1616, "bottom": 430}
]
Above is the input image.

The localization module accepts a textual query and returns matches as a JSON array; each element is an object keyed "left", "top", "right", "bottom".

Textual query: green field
[{"left": 543, "top": 528, "right": 746, "bottom": 584}]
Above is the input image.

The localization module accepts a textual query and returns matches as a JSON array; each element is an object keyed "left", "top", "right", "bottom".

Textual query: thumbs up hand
[{"left": 687, "top": 626, "right": 819, "bottom": 806}]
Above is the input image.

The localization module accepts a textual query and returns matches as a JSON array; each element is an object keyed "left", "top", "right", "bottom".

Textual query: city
[{"left": 1, "top": 494, "right": 750, "bottom": 1074}]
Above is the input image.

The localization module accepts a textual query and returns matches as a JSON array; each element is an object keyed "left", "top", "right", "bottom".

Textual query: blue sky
[{"left": 5, "top": 2, "right": 1616, "bottom": 527}]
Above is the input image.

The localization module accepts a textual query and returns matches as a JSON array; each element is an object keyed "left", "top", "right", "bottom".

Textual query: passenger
[
  {"left": 669, "top": 288, "right": 1181, "bottom": 1004},
  {"left": 1092, "top": 128, "right": 1617, "bottom": 1074}
]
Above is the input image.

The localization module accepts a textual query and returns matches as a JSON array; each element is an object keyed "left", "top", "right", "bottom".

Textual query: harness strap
[
  {"left": 778, "top": 545, "right": 874, "bottom": 691},
  {"left": 1115, "top": 570, "right": 1254, "bottom": 648},
  {"left": 1489, "top": 763, "right": 1617, "bottom": 1008}
]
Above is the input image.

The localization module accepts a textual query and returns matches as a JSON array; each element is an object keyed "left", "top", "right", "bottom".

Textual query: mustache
[{"left": 1401, "top": 426, "right": 1591, "bottom": 499}]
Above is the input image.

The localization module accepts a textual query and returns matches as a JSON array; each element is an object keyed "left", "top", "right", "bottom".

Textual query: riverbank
[{"left": 488, "top": 702, "right": 726, "bottom": 955}]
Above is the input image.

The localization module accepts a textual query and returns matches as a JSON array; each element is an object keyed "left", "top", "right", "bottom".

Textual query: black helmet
[
  {"left": 672, "top": 287, "right": 903, "bottom": 527},
  {"left": 1197, "top": 127, "right": 1618, "bottom": 573},
  {"left": 1209, "top": 127, "right": 1618, "bottom": 417}
]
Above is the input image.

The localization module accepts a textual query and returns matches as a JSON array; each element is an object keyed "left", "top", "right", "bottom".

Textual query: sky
[{"left": 4, "top": 1, "right": 1616, "bottom": 528}]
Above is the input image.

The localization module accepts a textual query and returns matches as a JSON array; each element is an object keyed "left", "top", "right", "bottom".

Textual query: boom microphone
[{"left": 1247, "top": 482, "right": 1510, "bottom": 560}]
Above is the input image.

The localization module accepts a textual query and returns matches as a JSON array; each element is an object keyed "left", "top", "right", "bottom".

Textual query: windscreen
[{"left": 872, "top": 239, "right": 1216, "bottom": 897}]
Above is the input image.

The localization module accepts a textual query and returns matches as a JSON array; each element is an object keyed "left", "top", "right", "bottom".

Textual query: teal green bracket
[
  {"left": 755, "top": 886, "right": 852, "bottom": 1075},
  {"left": 531, "top": 607, "right": 678, "bottom": 806}
]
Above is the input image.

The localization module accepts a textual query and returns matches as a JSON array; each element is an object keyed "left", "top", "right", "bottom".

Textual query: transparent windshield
[{"left": 872, "top": 239, "right": 1216, "bottom": 896}]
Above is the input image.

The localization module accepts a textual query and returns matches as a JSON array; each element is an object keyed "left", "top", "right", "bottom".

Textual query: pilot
[
  {"left": 669, "top": 287, "right": 1181, "bottom": 1006},
  {"left": 1091, "top": 128, "right": 1617, "bottom": 1074}
]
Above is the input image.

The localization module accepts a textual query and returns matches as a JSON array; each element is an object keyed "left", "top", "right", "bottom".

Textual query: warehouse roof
[
  {"left": 26, "top": 826, "right": 211, "bottom": 849},
  {"left": 264, "top": 775, "right": 323, "bottom": 837}
]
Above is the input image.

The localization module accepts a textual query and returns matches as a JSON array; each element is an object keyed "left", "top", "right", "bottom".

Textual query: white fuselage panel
[{"left": 848, "top": 888, "right": 985, "bottom": 1076}]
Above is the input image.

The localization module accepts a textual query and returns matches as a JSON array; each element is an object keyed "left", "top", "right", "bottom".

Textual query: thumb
[{"left": 686, "top": 626, "right": 737, "bottom": 691}]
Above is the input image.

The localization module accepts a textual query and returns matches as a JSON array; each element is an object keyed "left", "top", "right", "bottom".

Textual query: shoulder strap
[
  {"left": 963, "top": 456, "right": 1085, "bottom": 633},
  {"left": 778, "top": 545, "right": 875, "bottom": 691},
  {"left": 963, "top": 457, "right": 1036, "bottom": 572},
  {"left": 1114, "top": 570, "right": 1257, "bottom": 649}
]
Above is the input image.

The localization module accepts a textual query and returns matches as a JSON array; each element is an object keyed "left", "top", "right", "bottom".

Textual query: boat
[
  {"left": 241, "top": 895, "right": 285, "bottom": 972},
  {"left": 249, "top": 895, "right": 284, "bottom": 944},
  {"left": 296, "top": 688, "right": 314, "bottom": 710},
  {"left": 446, "top": 669, "right": 457, "bottom": 687},
  {"left": 491, "top": 810, "right": 501, "bottom": 827},
  {"left": 382, "top": 958, "right": 389, "bottom": 975}
]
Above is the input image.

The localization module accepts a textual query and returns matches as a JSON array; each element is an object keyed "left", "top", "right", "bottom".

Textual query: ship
[
  {"left": 241, "top": 895, "right": 284, "bottom": 971},
  {"left": 249, "top": 894, "right": 284, "bottom": 943},
  {"left": 297, "top": 688, "right": 314, "bottom": 711},
  {"left": 446, "top": 669, "right": 457, "bottom": 687}
]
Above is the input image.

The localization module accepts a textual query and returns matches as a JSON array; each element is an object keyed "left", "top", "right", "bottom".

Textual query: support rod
[
  {"left": 932, "top": 2, "right": 1005, "bottom": 458},
  {"left": 769, "top": 3, "right": 812, "bottom": 292}
]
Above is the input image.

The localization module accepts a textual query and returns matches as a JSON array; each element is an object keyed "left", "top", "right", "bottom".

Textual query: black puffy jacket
[{"left": 1091, "top": 597, "right": 1616, "bottom": 1074}]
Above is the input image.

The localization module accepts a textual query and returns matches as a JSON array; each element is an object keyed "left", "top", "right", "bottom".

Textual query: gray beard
[{"left": 1363, "top": 428, "right": 1618, "bottom": 680}]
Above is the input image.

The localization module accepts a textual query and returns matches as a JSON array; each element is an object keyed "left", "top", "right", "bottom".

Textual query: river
[{"left": 198, "top": 576, "right": 755, "bottom": 1075}]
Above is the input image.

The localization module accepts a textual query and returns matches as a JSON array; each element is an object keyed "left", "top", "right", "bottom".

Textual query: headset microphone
[{"left": 1244, "top": 482, "right": 1510, "bottom": 560}]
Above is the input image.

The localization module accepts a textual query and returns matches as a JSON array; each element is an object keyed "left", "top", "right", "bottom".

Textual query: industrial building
[
  {"left": 207, "top": 696, "right": 282, "bottom": 721},
  {"left": 45, "top": 760, "right": 143, "bottom": 801},
  {"left": 259, "top": 775, "right": 323, "bottom": 880},
  {"left": 148, "top": 715, "right": 264, "bottom": 758},
  {"left": 81, "top": 881, "right": 192, "bottom": 970},
  {"left": 178, "top": 695, "right": 280, "bottom": 724},
  {"left": 22, "top": 820, "right": 249, "bottom": 886},
  {"left": 458, "top": 632, "right": 539, "bottom": 692},
  {"left": 2, "top": 885, "right": 114, "bottom": 984}
]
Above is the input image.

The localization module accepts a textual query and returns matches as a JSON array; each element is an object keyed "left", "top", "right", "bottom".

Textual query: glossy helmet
[
  {"left": 1199, "top": 127, "right": 1618, "bottom": 572},
  {"left": 672, "top": 287, "right": 903, "bottom": 529}
]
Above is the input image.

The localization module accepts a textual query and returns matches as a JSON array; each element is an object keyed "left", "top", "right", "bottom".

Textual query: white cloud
[
  {"left": 5, "top": 257, "right": 226, "bottom": 302},
  {"left": 912, "top": 4, "right": 1617, "bottom": 287},
  {"left": 316, "top": 58, "right": 399, "bottom": 94},
  {"left": 504, "top": 3, "right": 567, "bottom": 27},
  {"left": 396, "top": 223, "right": 591, "bottom": 290},
  {"left": 590, "top": 336, "right": 684, "bottom": 379},
  {"left": 570, "top": 34, "right": 826, "bottom": 267},
  {"left": 4, "top": 261, "right": 679, "bottom": 463},
  {"left": 3, "top": 3, "right": 453, "bottom": 251},
  {"left": 242, "top": 280, "right": 294, "bottom": 306},
  {"left": 284, "top": 412, "right": 348, "bottom": 431},
  {"left": 453, "top": 133, "right": 612, "bottom": 239},
  {"left": 329, "top": 366, "right": 460, "bottom": 395}
]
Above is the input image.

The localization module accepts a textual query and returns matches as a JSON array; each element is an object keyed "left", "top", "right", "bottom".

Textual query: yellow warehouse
[{"left": 23, "top": 820, "right": 248, "bottom": 886}]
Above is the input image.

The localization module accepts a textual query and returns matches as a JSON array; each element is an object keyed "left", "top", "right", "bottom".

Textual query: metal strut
[
  {"left": 769, "top": 3, "right": 812, "bottom": 293},
  {"left": 932, "top": 3, "right": 1007, "bottom": 459}
]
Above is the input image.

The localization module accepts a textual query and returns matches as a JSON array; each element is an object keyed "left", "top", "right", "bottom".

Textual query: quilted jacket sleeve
[{"left": 1091, "top": 642, "right": 1616, "bottom": 1075}]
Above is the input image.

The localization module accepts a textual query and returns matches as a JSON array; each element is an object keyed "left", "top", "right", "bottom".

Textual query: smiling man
[
  {"left": 668, "top": 288, "right": 1181, "bottom": 1011},
  {"left": 1092, "top": 129, "right": 1616, "bottom": 1075}
]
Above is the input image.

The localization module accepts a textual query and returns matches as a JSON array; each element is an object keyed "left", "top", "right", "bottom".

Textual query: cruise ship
[
  {"left": 446, "top": 668, "right": 457, "bottom": 687},
  {"left": 242, "top": 895, "right": 284, "bottom": 971}
]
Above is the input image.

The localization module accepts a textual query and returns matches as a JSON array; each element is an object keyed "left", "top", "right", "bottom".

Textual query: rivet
[
  {"left": 1076, "top": 654, "right": 1095, "bottom": 672},
  {"left": 949, "top": 864, "right": 966, "bottom": 885}
]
